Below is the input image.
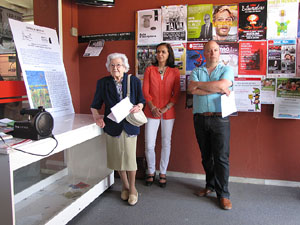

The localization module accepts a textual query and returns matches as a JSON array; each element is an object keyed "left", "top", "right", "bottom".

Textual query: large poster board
[{"left": 9, "top": 19, "right": 74, "bottom": 117}]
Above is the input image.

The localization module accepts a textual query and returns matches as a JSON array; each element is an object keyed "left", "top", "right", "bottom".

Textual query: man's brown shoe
[
  {"left": 196, "top": 188, "right": 214, "bottom": 197},
  {"left": 219, "top": 198, "right": 232, "bottom": 210}
]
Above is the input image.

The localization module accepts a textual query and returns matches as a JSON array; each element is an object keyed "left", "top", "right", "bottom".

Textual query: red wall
[{"left": 36, "top": 0, "right": 300, "bottom": 182}]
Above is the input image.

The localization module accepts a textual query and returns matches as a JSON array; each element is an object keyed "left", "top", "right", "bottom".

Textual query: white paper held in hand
[
  {"left": 107, "top": 97, "right": 133, "bottom": 123},
  {"left": 221, "top": 91, "right": 237, "bottom": 118}
]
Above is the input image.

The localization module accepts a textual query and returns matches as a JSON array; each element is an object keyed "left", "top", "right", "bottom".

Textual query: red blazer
[{"left": 143, "top": 65, "right": 181, "bottom": 119}]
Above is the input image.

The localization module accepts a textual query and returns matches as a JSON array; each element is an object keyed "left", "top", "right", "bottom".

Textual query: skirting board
[{"left": 163, "top": 171, "right": 300, "bottom": 188}]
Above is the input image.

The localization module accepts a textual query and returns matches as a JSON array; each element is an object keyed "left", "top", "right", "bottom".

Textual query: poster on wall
[
  {"left": 238, "top": 1, "right": 267, "bottom": 40},
  {"left": 261, "top": 78, "right": 275, "bottom": 104},
  {"left": 234, "top": 77, "right": 261, "bottom": 112},
  {"left": 273, "top": 77, "right": 300, "bottom": 119},
  {"left": 296, "top": 38, "right": 300, "bottom": 77},
  {"left": 186, "top": 42, "right": 206, "bottom": 75},
  {"left": 267, "top": 39, "right": 296, "bottom": 78},
  {"left": 136, "top": 45, "right": 156, "bottom": 76},
  {"left": 8, "top": 19, "right": 74, "bottom": 117},
  {"left": 267, "top": 0, "right": 298, "bottom": 40},
  {"left": 170, "top": 42, "right": 186, "bottom": 76},
  {"left": 137, "top": 9, "right": 162, "bottom": 45},
  {"left": 219, "top": 42, "right": 239, "bottom": 77},
  {"left": 161, "top": 5, "right": 187, "bottom": 42},
  {"left": 187, "top": 4, "right": 213, "bottom": 41},
  {"left": 212, "top": 4, "right": 238, "bottom": 42},
  {"left": 238, "top": 40, "right": 267, "bottom": 76}
]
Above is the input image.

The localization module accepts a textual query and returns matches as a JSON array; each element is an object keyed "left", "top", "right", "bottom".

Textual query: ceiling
[{"left": 0, "top": 0, "right": 33, "bottom": 22}]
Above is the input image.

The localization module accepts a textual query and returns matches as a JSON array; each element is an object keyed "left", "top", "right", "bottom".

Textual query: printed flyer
[
  {"left": 136, "top": 45, "right": 156, "bottom": 76},
  {"left": 261, "top": 78, "right": 275, "bottom": 104},
  {"left": 233, "top": 77, "right": 261, "bottom": 112},
  {"left": 187, "top": 4, "right": 213, "bottom": 41},
  {"left": 212, "top": 4, "right": 238, "bottom": 42},
  {"left": 186, "top": 42, "right": 206, "bottom": 75},
  {"left": 161, "top": 5, "right": 187, "bottom": 42},
  {"left": 170, "top": 42, "right": 186, "bottom": 75},
  {"left": 238, "top": 1, "right": 267, "bottom": 40},
  {"left": 267, "top": 39, "right": 296, "bottom": 78},
  {"left": 267, "top": 0, "right": 298, "bottom": 39},
  {"left": 137, "top": 9, "right": 162, "bottom": 45},
  {"left": 273, "top": 77, "right": 300, "bottom": 119},
  {"left": 238, "top": 40, "right": 267, "bottom": 76},
  {"left": 219, "top": 42, "right": 239, "bottom": 77}
]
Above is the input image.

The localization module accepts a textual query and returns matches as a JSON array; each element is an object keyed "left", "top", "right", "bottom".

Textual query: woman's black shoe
[
  {"left": 145, "top": 173, "right": 155, "bottom": 186},
  {"left": 158, "top": 174, "right": 167, "bottom": 188}
]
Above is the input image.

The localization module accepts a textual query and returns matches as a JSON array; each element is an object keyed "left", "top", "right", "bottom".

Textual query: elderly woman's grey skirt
[{"left": 105, "top": 131, "right": 137, "bottom": 171}]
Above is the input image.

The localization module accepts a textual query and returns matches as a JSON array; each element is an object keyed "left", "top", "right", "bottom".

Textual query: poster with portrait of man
[{"left": 212, "top": 4, "right": 238, "bottom": 42}]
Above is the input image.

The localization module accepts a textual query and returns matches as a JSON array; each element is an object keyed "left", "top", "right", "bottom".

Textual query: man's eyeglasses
[
  {"left": 204, "top": 17, "right": 210, "bottom": 21},
  {"left": 110, "top": 64, "right": 123, "bottom": 68}
]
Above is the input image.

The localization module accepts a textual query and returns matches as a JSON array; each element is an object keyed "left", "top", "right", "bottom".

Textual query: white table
[{"left": 0, "top": 114, "right": 114, "bottom": 225}]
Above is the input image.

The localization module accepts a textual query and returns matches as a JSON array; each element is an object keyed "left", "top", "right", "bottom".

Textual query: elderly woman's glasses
[{"left": 110, "top": 64, "right": 123, "bottom": 68}]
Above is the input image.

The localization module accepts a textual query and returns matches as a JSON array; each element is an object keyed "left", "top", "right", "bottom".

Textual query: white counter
[{"left": 0, "top": 113, "right": 114, "bottom": 225}]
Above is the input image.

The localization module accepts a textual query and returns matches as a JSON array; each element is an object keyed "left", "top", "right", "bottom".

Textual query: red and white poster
[{"left": 238, "top": 40, "right": 267, "bottom": 76}]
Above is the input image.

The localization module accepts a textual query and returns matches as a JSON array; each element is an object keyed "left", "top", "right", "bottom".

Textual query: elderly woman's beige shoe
[
  {"left": 128, "top": 192, "right": 138, "bottom": 206},
  {"left": 121, "top": 190, "right": 129, "bottom": 201}
]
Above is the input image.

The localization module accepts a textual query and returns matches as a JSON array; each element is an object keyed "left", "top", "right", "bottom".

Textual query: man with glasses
[
  {"left": 199, "top": 14, "right": 212, "bottom": 40},
  {"left": 213, "top": 5, "right": 237, "bottom": 42}
]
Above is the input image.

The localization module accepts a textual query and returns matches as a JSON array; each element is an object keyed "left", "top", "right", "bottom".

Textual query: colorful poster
[
  {"left": 261, "top": 78, "right": 275, "bottom": 104},
  {"left": 296, "top": 38, "right": 300, "bottom": 77},
  {"left": 274, "top": 77, "right": 300, "bottom": 119},
  {"left": 219, "top": 43, "right": 239, "bottom": 77},
  {"left": 267, "top": 0, "right": 298, "bottom": 39},
  {"left": 187, "top": 4, "right": 213, "bottom": 41},
  {"left": 186, "top": 42, "right": 206, "bottom": 75},
  {"left": 137, "top": 9, "right": 162, "bottom": 45},
  {"left": 212, "top": 4, "right": 238, "bottom": 42},
  {"left": 170, "top": 42, "right": 186, "bottom": 75},
  {"left": 267, "top": 39, "right": 296, "bottom": 78},
  {"left": 234, "top": 77, "right": 261, "bottom": 112},
  {"left": 238, "top": 41, "right": 267, "bottom": 76},
  {"left": 238, "top": 1, "right": 267, "bottom": 40},
  {"left": 161, "top": 5, "right": 187, "bottom": 42},
  {"left": 136, "top": 45, "right": 156, "bottom": 76}
]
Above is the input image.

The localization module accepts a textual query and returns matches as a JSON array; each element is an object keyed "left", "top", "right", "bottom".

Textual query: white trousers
[{"left": 145, "top": 117, "right": 175, "bottom": 175}]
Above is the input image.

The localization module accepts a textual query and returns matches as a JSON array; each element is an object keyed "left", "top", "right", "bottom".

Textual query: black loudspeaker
[{"left": 13, "top": 106, "right": 54, "bottom": 140}]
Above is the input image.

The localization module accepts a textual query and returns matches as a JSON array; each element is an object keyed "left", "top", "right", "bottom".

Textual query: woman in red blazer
[{"left": 143, "top": 43, "right": 180, "bottom": 188}]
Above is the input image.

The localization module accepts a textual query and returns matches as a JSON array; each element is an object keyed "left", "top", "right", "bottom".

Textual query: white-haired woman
[{"left": 91, "top": 53, "right": 145, "bottom": 206}]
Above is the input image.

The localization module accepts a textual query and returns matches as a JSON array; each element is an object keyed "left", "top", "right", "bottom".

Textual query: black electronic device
[
  {"left": 13, "top": 106, "right": 54, "bottom": 140},
  {"left": 75, "top": 0, "right": 114, "bottom": 7}
]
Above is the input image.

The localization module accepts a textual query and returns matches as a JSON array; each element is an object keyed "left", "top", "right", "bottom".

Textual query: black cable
[{"left": 0, "top": 135, "right": 58, "bottom": 157}]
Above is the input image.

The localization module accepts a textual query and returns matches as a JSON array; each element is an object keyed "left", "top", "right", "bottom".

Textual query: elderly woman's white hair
[{"left": 105, "top": 53, "right": 130, "bottom": 73}]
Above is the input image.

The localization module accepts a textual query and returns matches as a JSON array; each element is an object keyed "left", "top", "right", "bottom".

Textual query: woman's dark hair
[{"left": 152, "top": 43, "right": 175, "bottom": 68}]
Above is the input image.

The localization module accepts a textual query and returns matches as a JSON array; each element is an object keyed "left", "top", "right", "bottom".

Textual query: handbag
[{"left": 125, "top": 75, "right": 147, "bottom": 127}]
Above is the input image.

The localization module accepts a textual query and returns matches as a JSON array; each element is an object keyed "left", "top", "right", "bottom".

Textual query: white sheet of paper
[
  {"left": 221, "top": 91, "right": 237, "bottom": 118},
  {"left": 108, "top": 97, "right": 133, "bottom": 123}
]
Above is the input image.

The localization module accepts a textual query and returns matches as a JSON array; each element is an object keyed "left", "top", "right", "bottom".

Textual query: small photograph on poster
[
  {"left": 234, "top": 77, "right": 261, "bottom": 112},
  {"left": 219, "top": 42, "right": 239, "bottom": 76},
  {"left": 267, "top": 40, "right": 296, "bottom": 78},
  {"left": 136, "top": 45, "right": 156, "bottom": 76},
  {"left": 297, "top": 38, "right": 300, "bottom": 77},
  {"left": 137, "top": 9, "right": 162, "bottom": 45},
  {"left": 212, "top": 4, "right": 238, "bottom": 42},
  {"left": 161, "top": 5, "right": 187, "bottom": 42},
  {"left": 261, "top": 78, "right": 275, "bottom": 104},
  {"left": 186, "top": 42, "right": 206, "bottom": 75},
  {"left": 267, "top": 1, "right": 298, "bottom": 39},
  {"left": 238, "top": 1, "right": 267, "bottom": 40},
  {"left": 238, "top": 40, "right": 267, "bottom": 76},
  {"left": 187, "top": 4, "right": 213, "bottom": 41}
]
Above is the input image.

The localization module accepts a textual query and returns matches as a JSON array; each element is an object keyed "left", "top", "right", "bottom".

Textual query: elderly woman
[
  {"left": 91, "top": 53, "right": 145, "bottom": 206},
  {"left": 143, "top": 43, "right": 181, "bottom": 188}
]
